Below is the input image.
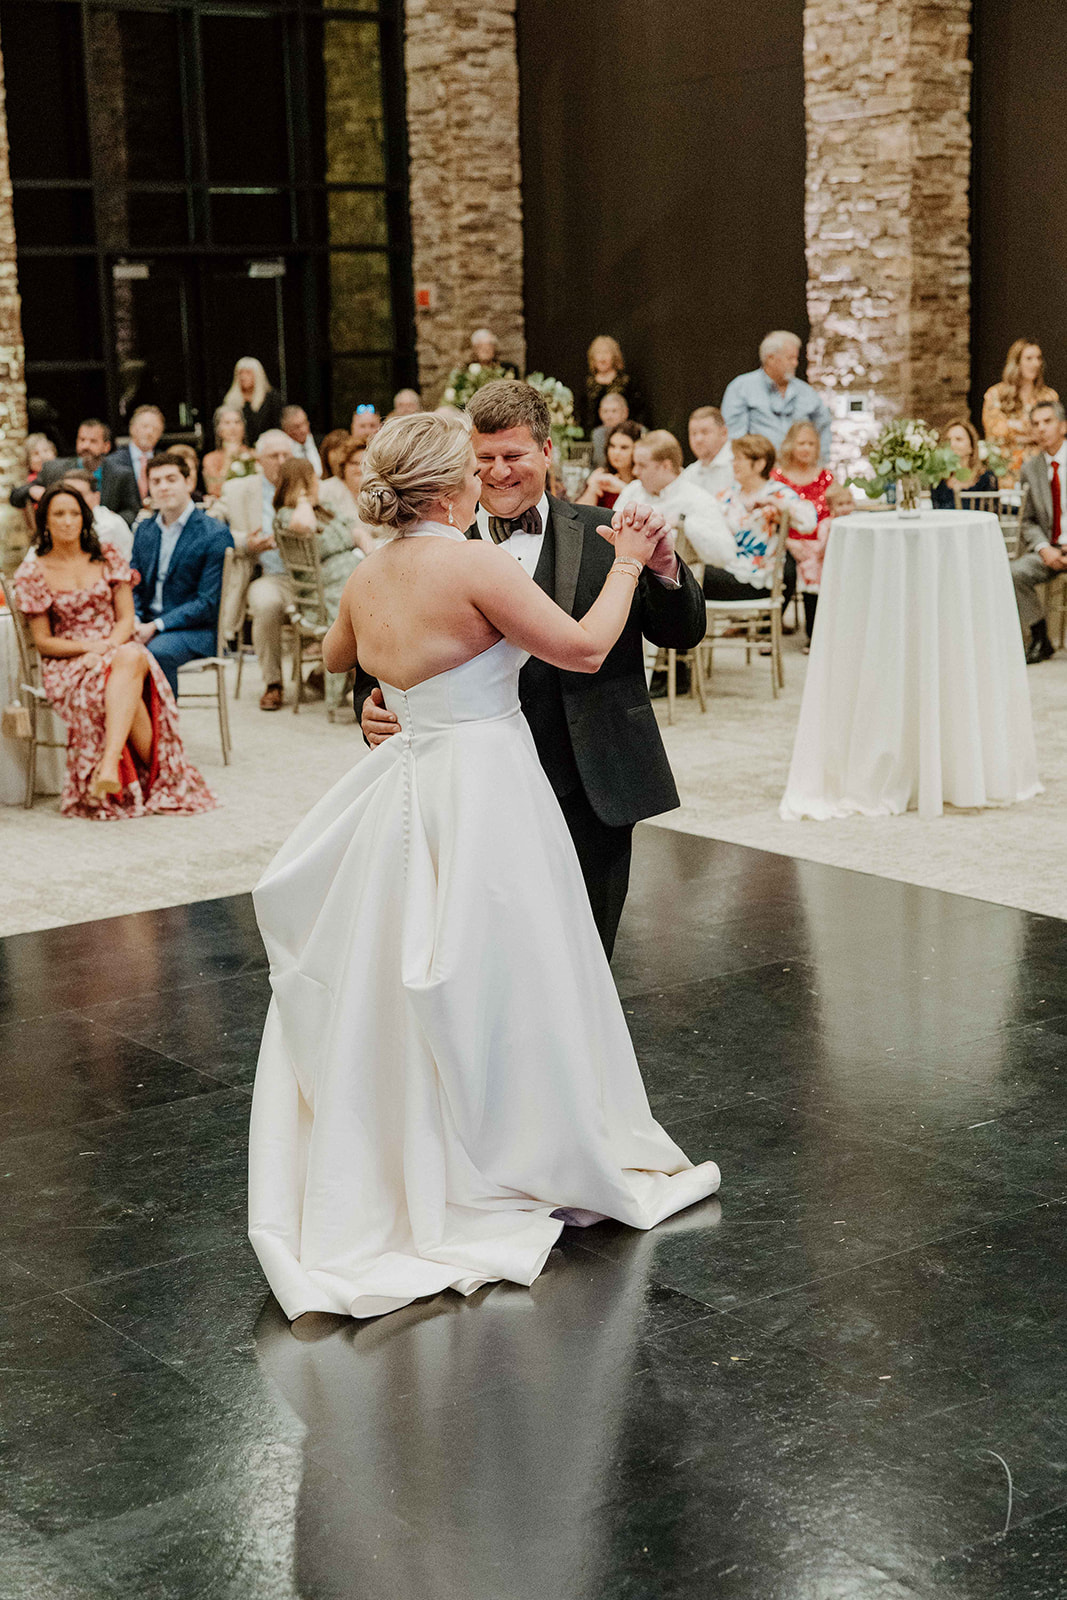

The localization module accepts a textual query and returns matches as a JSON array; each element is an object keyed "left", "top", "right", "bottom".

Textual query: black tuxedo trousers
[{"left": 353, "top": 499, "right": 707, "bottom": 957}]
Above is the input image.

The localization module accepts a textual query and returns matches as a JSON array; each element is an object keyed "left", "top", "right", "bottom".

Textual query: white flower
[
  {"left": 443, "top": 388, "right": 455, "bottom": 402},
  {"left": 470, "top": 362, "right": 481, "bottom": 374}
]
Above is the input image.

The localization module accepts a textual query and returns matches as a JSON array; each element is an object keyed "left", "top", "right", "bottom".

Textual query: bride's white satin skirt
[{"left": 249, "top": 659, "right": 719, "bottom": 1320}]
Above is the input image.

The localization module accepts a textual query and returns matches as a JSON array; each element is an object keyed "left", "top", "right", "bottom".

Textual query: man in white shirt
[
  {"left": 281, "top": 406, "right": 322, "bottom": 476},
  {"left": 615, "top": 431, "right": 735, "bottom": 568},
  {"left": 219, "top": 429, "right": 295, "bottom": 708},
  {"left": 58, "top": 469, "right": 133, "bottom": 560},
  {"left": 1012, "top": 400, "right": 1067, "bottom": 662},
  {"left": 683, "top": 406, "right": 734, "bottom": 497}
]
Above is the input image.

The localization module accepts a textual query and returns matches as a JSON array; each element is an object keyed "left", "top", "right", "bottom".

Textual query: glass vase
[{"left": 897, "top": 475, "right": 922, "bottom": 517}]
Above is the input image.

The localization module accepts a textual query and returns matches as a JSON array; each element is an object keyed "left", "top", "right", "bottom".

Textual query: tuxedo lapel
[{"left": 548, "top": 500, "right": 584, "bottom": 617}]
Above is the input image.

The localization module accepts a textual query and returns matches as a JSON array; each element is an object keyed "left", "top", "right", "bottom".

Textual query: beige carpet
[{"left": 4, "top": 640, "right": 1066, "bottom": 936}]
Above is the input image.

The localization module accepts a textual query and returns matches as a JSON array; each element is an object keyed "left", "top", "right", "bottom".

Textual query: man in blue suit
[{"left": 131, "top": 452, "right": 233, "bottom": 697}]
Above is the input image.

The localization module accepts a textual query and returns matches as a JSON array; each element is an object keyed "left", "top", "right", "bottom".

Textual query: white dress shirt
[
  {"left": 292, "top": 435, "right": 322, "bottom": 476},
  {"left": 682, "top": 439, "right": 734, "bottom": 498},
  {"left": 151, "top": 499, "right": 196, "bottom": 625},
  {"left": 474, "top": 491, "right": 549, "bottom": 574},
  {"left": 1038, "top": 442, "right": 1067, "bottom": 551},
  {"left": 614, "top": 474, "right": 735, "bottom": 568}
]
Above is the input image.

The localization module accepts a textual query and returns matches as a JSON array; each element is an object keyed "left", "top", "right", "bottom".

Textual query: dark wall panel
[
  {"left": 517, "top": 0, "right": 807, "bottom": 439},
  {"left": 972, "top": 0, "right": 1067, "bottom": 413}
]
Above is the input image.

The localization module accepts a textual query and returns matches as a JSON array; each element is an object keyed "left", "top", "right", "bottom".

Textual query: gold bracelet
[{"left": 610, "top": 558, "right": 643, "bottom": 583}]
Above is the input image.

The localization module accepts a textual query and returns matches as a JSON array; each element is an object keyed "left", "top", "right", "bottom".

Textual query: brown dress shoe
[{"left": 259, "top": 684, "right": 284, "bottom": 710}]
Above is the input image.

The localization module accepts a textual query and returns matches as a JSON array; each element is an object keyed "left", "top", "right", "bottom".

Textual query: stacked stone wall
[
  {"left": 805, "top": 0, "right": 971, "bottom": 464},
  {"left": 0, "top": 23, "right": 27, "bottom": 497},
  {"left": 404, "top": 0, "right": 525, "bottom": 403}
]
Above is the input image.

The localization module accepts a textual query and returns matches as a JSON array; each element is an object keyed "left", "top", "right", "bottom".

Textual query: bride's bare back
[{"left": 323, "top": 517, "right": 661, "bottom": 691}]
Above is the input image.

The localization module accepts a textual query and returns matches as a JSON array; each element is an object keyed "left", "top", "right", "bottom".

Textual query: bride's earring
[{"left": 447, "top": 503, "right": 455, "bottom": 526}]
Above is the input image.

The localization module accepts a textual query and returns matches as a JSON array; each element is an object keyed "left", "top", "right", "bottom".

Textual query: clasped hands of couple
[{"left": 363, "top": 500, "right": 676, "bottom": 746}]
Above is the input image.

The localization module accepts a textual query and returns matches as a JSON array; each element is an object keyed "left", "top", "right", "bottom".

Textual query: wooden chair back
[
  {"left": 0, "top": 572, "right": 42, "bottom": 689},
  {"left": 951, "top": 487, "right": 1004, "bottom": 514},
  {"left": 275, "top": 524, "right": 328, "bottom": 630}
]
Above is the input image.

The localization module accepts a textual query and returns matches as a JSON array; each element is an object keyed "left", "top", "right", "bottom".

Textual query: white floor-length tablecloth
[
  {"left": 780, "top": 510, "right": 1041, "bottom": 822},
  {"left": 0, "top": 609, "right": 66, "bottom": 805}
]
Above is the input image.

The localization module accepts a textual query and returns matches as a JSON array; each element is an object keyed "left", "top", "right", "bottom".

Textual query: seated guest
[
  {"left": 130, "top": 453, "right": 233, "bottom": 697},
  {"left": 281, "top": 405, "right": 321, "bottom": 475},
  {"left": 1010, "top": 400, "right": 1067, "bottom": 663},
  {"left": 351, "top": 405, "right": 382, "bottom": 444},
  {"left": 273, "top": 459, "right": 366, "bottom": 717},
  {"left": 391, "top": 388, "right": 422, "bottom": 416},
  {"left": 39, "top": 418, "right": 141, "bottom": 525},
  {"left": 220, "top": 429, "right": 295, "bottom": 710},
  {"left": 202, "top": 406, "right": 255, "bottom": 498},
  {"left": 932, "top": 418, "right": 998, "bottom": 508},
  {"left": 319, "top": 438, "right": 375, "bottom": 550},
  {"left": 772, "top": 420, "right": 839, "bottom": 641},
  {"left": 170, "top": 444, "right": 204, "bottom": 500},
  {"left": 319, "top": 428, "right": 353, "bottom": 483},
  {"left": 58, "top": 468, "right": 134, "bottom": 560},
  {"left": 702, "top": 434, "right": 817, "bottom": 610},
  {"left": 12, "top": 484, "right": 216, "bottom": 819},
  {"left": 111, "top": 404, "right": 165, "bottom": 504},
  {"left": 684, "top": 406, "right": 734, "bottom": 497},
  {"left": 577, "top": 419, "right": 642, "bottom": 508},
  {"left": 582, "top": 335, "right": 643, "bottom": 433},
  {"left": 721, "top": 331, "right": 833, "bottom": 461},
  {"left": 468, "top": 327, "right": 519, "bottom": 378},
  {"left": 983, "top": 339, "right": 1057, "bottom": 486},
  {"left": 613, "top": 430, "right": 735, "bottom": 567},
  {"left": 10, "top": 431, "right": 57, "bottom": 527},
  {"left": 590, "top": 391, "right": 631, "bottom": 466},
  {"left": 223, "top": 357, "right": 283, "bottom": 446}
]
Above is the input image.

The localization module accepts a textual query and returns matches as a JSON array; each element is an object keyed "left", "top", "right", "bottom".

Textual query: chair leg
[
  {"left": 217, "top": 666, "right": 231, "bottom": 764},
  {"left": 292, "top": 633, "right": 302, "bottom": 713},
  {"left": 235, "top": 642, "right": 244, "bottom": 699},
  {"left": 692, "top": 646, "right": 707, "bottom": 713},
  {"left": 25, "top": 724, "right": 37, "bottom": 809}
]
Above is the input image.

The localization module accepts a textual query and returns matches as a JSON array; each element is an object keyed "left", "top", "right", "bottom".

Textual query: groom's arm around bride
[{"left": 355, "top": 380, "right": 706, "bottom": 955}]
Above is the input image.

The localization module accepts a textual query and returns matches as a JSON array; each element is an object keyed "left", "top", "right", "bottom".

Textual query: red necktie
[
  {"left": 1052, "top": 459, "right": 1062, "bottom": 546},
  {"left": 138, "top": 457, "right": 149, "bottom": 502}
]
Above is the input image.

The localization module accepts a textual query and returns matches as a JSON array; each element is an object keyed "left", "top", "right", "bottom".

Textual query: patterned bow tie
[{"left": 487, "top": 506, "right": 543, "bottom": 544}]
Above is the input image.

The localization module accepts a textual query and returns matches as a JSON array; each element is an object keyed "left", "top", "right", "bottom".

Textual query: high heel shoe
[{"left": 89, "top": 764, "right": 123, "bottom": 802}]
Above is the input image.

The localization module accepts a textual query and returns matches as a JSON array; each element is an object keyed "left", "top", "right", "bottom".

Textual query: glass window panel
[
  {"left": 115, "top": 10, "right": 186, "bottom": 184},
  {"left": 20, "top": 258, "right": 102, "bottom": 363},
  {"left": 330, "top": 354, "right": 391, "bottom": 430},
  {"left": 126, "top": 192, "right": 191, "bottom": 250},
  {"left": 327, "top": 189, "right": 388, "bottom": 248},
  {"left": 12, "top": 189, "right": 95, "bottom": 250},
  {"left": 1, "top": 1, "right": 90, "bottom": 181},
  {"left": 24, "top": 369, "right": 108, "bottom": 454},
  {"left": 201, "top": 16, "right": 290, "bottom": 185},
  {"left": 318, "top": 19, "right": 386, "bottom": 185},
  {"left": 329, "top": 251, "right": 392, "bottom": 353},
  {"left": 211, "top": 192, "right": 293, "bottom": 248}
]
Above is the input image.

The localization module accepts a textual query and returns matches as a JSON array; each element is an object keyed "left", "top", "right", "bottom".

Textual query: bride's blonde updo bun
[{"left": 357, "top": 411, "right": 473, "bottom": 534}]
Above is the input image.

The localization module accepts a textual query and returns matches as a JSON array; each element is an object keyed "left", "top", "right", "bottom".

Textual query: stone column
[
  {"left": 404, "top": 0, "right": 525, "bottom": 404},
  {"left": 0, "top": 22, "right": 27, "bottom": 495},
  {"left": 804, "top": 0, "right": 972, "bottom": 465}
]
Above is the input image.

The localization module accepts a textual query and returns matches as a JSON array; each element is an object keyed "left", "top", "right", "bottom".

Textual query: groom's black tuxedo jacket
[{"left": 353, "top": 496, "right": 706, "bottom": 828}]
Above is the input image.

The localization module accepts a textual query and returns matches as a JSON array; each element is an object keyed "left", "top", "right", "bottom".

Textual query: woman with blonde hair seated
[
  {"left": 932, "top": 418, "right": 998, "bottom": 509},
  {"left": 247, "top": 407, "right": 719, "bottom": 1324},
  {"left": 982, "top": 339, "right": 1057, "bottom": 484},
  {"left": 582, "top": 335, "right": 643, "bottom": 433},
  {"left": 202, "top": 405, "right": 255, "bottom": 498},
  {"left": 272, "top": 457, "right": 369, "bottom": 716},
  {"left": 222, "top": 356, "right": 283, "bottom": 446}
]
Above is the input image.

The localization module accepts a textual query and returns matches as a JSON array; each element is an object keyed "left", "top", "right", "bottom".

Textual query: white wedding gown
[{"left": 248, "top": 524, "right": 720, "bottom": 1320}]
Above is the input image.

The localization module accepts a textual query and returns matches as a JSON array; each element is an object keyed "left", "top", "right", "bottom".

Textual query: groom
[{"left": 357, "top": 380, "right": 706, "bottom": 957}]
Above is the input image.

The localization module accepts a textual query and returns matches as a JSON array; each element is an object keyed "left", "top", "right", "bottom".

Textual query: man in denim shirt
[{"left": 721, "top": 332, "right": 833, "bottom": 463}]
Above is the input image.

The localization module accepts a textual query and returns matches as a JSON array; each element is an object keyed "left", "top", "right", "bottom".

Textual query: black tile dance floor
[{"left": 1, "top": 827, "right": 1065, "bottom": 1599}]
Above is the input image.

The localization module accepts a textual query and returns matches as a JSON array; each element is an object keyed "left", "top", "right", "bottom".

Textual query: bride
[{"left": 248, "top": 410, "right": 720, "bottom": 1322}]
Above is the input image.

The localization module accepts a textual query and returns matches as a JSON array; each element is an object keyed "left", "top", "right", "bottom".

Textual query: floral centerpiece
[
  {"left": 849, "top": 419, "right": 960, "bottom": 513},
  {"left": 977, "top": 437, "right": 1011, "bottom": 481},
  {"left": 440, "top": 362, "right": 511, "bottom": 408},
  {"left": 523, "top": 372, "right": 583, "bottom": 457}
]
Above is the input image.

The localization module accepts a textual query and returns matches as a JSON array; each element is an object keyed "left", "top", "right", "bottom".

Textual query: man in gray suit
[{"left": 1011, "top": 400, "right": 1067, "bottom": 663}]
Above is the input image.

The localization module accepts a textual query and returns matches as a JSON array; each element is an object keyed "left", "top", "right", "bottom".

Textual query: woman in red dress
[
  {"left": 771, "top": 420, "right": 837, "bottom": 645},
  {"left": 13, "top": 484, "right": 217, "bottom": 820}
]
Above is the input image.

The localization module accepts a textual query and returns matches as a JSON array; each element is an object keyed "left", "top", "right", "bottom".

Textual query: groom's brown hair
[{"left": 467, "top": 380, "right": 550, "bottom": 446}]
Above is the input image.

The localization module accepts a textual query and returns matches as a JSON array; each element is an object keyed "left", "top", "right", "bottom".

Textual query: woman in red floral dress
[{"left": 13, "top": 484, "right": 217, "bottom": 820}]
